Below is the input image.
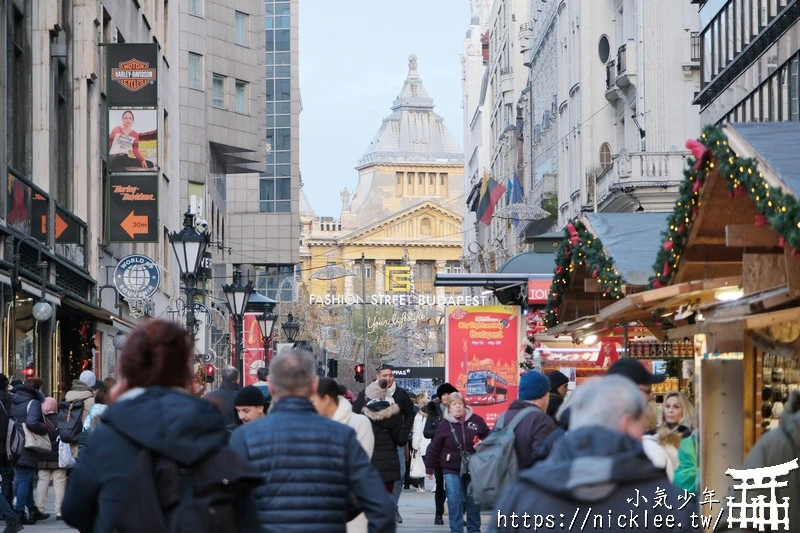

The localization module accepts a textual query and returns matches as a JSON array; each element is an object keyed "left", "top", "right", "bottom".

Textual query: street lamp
[
  {"left": 168, "top": 208, "right": 209, "bottom": 336},
  {"left": 282, "top": 313, "right": 300, "bottom": 343},
  {"left": 257, "top": 311, "right": 278, "bottom": 363},
  {"left": 223, "top": 268, "right": 253, "bottom": 377}
]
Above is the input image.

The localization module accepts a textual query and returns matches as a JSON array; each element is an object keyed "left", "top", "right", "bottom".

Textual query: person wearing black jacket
[
  {"left": 11, "top": 380, "right": 50, "bottom": 525},
  {"left": 360, "top": 380, "right": 404, "bottom": 492},
  {"left": 546, "top": 371, "right": 569, "bottom": 420},
  {"left": 0, "top": 374, "right": 14, "bottom": 506},
  {"left": 422, "top": 382, "right": 457, "bottom": 525},
  {"left": 352, "top": 364, "right": 415, "bottom": 524},
  {"left": 203, "top": 367, "right": 241, "bottom": 426}
]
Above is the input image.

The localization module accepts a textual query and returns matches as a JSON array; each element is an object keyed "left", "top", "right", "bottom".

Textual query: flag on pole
[
  {"left": 508, "top": 172, "right": 523, "bottom": 227},
  {"left": 476, "top": 170, "right": 506, "bottom": 225}
]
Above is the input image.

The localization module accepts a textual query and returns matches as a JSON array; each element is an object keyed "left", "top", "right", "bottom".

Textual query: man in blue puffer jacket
[{"left": 230, "top": 348, "right": 395, "bottom": 533}]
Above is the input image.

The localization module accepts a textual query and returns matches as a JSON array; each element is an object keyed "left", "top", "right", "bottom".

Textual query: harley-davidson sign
[{"left": 107, "top": 44, "right": 158, "bottom": 106}]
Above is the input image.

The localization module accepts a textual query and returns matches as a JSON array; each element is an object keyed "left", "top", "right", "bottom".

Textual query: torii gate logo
[
  {"left": 725, "top": 458, "right": 798, "bottom": 530},
  {"left": 111, "top": 58, "right": 156, "bottom": 92}
]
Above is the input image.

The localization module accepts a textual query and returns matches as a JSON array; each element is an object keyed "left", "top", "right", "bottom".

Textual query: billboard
[
  {"left": 105, "top": 43, "right": 160, "bottom": 243},
  {"left": 446, "top": 306, "right": 521, "bottom": 428},
  {"left": 241, "top": 314, "right": 266, "bottom": 387}
]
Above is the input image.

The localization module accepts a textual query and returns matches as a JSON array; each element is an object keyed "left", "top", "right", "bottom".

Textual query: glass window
[
  {"left": 265, "top": 80, "right": 274, "bottom": 101},
  {"left": 275, "top": 30, "right": 290, "bottom": 52},
  {"left": 188, "top": 52, "right": 202, "bottom": 90},
  {"left": 260, "top": 177, "right": 292, "bottom": 213},
  {"left": 276, "top": 79, "right": 290, "bottom": 100},
  {"left": 727, "top": 6, "right": 735, "bottom": 63},
  {"left": 742, "top": 0, "right": 751, "bottom": 47},
  {"left": 235, "top": 11, "right": 249, "bottom": 46},
  {"left": 254, "top": 265, "right": 295, "bottom": 302},
  {"left": 703, "top": 29, "right": 713, "bottom": 84},
  {"left": 275, "top": 129, "right": 290, "bottom": 151},
  {"left": 791, "top": 56, "right": 799, "bottom": 121},
  {"left": 212, "top": 74, "right": 225, "bottom": 108},
  {"left": 189, "top": 0, "right": 202, "bottom": 16},
  {"left": 235, "top": 80, "right": 248, "bottom": 114}
]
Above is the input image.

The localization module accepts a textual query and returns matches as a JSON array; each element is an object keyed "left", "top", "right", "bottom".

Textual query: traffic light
[
  {"left": 354, "top": 364, "right": 365, "bottom": 383},
  {"left": 328, "top": 359, "right": 339, "bottom": 378},
  {"left": 22, "top": 366, "right": 34, "bottom": 378},
  {"left": 205, "top": 364, "right": 215, "bottom": 383}
]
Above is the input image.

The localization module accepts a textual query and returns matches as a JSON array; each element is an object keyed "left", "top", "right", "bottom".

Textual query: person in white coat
[
  {"left": 312, "top": 378, "right": 375, "bottom": 533},
  {"left": 641, "top": 392, "right": 693, "bottom": 482},
  {"left": 411, "top": 396, "right": 430, "bottom": 492}
]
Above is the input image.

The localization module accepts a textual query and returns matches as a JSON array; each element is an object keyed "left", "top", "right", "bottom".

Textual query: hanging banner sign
[
  {"left": 113, "top": 254, "right": 160, "bottom": 299},
  {"left": 446, "top": 306, "right": 521, "bottom": 428},
  {"left": 107, "top": 44, "right": 158, "bottom": 106},
  {"left": 527, "top": 279, "right": 551, "bottom": 305},
  {"left": 107, "top": 174, "right": 159, "bottom": 242}
]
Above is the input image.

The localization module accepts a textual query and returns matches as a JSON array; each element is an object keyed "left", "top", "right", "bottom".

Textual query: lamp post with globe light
[
  {"left": 223, "top": 268, "right": 253, "bottom": 377},
  {"left": 169, "top": 208, "right": 209, "bottom": 336}
]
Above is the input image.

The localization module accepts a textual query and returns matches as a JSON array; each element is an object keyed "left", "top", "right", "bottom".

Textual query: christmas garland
[
  {"left": 649, "top": 125, "right": 800, "bottom": 288},
  {"left": 544, "top": 219, "right": 624, "bottom": 328}
]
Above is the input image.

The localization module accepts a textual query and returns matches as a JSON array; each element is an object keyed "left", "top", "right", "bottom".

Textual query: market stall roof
[
  {"left": 728, "top": 122, "right": 800, "bottom": 197},
  {"left": 543, "top": 213, "right": 671, "bottom": 328}
]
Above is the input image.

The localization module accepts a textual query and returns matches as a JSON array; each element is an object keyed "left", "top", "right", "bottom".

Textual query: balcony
[
  {"left": 500, "top": 66, "right": 514, "bottom": 93},
  {"left": 520, "top": 22, "right": 534, "bottom": 55},
  {"left": 604, "top": 60, "right": 620, "bottom": 102},
  {"left": 616, "top": 42, "right": 636, "bottom": 88},
  {"left": 690, "top": 32, "right": 701, "bottom": 62},
  {"left": 594, "top": 151, "right": 688, "bottom": 211}
]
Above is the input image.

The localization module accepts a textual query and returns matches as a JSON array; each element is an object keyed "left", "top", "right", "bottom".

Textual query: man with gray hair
[
  {"left": 492, "top": 376, "right": 695, "bottom": 532},
  {"left": 203, "top": 366, "right": 240, "bottom": 426},
  {"left": 230, "top": 349, "right": 395, "bottom": 532}
]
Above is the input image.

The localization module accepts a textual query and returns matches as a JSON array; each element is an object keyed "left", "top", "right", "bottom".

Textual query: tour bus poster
[{"left": 446, "top": 305, "right": 521, "bottom": 428}]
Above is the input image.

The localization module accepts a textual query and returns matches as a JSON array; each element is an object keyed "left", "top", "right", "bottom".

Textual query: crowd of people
[{"left": 3, "top": 317, "right": 787, "bottom": 532}]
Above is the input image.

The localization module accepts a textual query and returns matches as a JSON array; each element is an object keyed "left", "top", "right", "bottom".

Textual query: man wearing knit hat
[
  {"left": 546, "top": 371, "right": 570, "bottom": 420},
  {"left": 234, "top": 385, "right": 267, "bottom": 426},
  {"left": 500, "top": 371, "right": 556, "bottom": 469}
]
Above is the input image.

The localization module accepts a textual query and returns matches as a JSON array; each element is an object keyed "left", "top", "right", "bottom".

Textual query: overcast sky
[{"left": 299, "top": 1, "right": 470, "bottom": 217}]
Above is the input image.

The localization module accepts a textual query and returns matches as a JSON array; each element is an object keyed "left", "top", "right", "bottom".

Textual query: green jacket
[{"left": 674, "top": 433, "right": 697, "bottom": 493}]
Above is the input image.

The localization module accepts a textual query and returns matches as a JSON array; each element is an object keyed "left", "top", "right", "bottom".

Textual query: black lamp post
[
  {"left": 223, "top": 268, "right": 253, "bottom": 376},
  {"left": 168, "top": 209, "right": 209, "bottom": 336},
  {"left": 257, "top": 311, "right": 277, "bottom": 362},
  {"left": 282, "top": 313, "right": 300, "bottom": 344}
]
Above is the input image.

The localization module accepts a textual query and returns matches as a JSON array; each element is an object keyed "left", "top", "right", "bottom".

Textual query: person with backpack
[
  {"left": 425, "top": 392, "right": 489, "bottom": 533},
  {"left": 61, "top": 319, "right": 263, "bottom": 533},
  {"left": 35, "top": 397, "right": 66, "bottom": 521},
  {"left": 10, "top": 378, "right": 50, "bottom": 525},
  {"left": 469, "top": 371, "right": 556, "bottom": 510},
  {"left": 423, "top": 382, "right": 457, "bottom": 525}
]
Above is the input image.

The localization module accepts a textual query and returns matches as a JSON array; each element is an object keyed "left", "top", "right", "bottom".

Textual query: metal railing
[
  {"left": 519, "top": 22, "right": 534, "bottom": 32},
  {"left": 500, "top": 66, "right": 514, "bottom": 76},
  {"left": 617, "top": 44, "right": 627, "bottom": 75},
  {"left": 606, "top": 60, "right": 616, "bottom": 90},
  {"left": 690, "top": 32, "right": 701, "bottom": 62}
]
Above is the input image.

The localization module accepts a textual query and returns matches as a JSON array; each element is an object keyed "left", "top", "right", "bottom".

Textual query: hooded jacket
[
  {"left": 503, "top": 399, "right": 557, "bottom": 469},
  {"left": 65, "top": 380, "right": 95, "bottom": 422},
  {"left": 424, "top": 405, "right": 489, "bottom": 476},
  {"left": 229, "top": 396, "right": 395, "bottom": 533},
  {"left": 10, "top": 385, "right": 48, "bottom": 468},
  {"left": 353, "top": 380, "right": 415, "bottom": 444},
  {"left": 61, "top": 387, "right": 260, "bottom": 533},
  {"left": 361, "top": 381, "right": 404, "bottom": 483},
  {"left": 333, "top": 396, "right": 374, "bottom": 459},
  {"left": 423, "top": 398, "right": 444, "bottom": 439},
  {"left": 716, "top": 391, "right": 800, "bottom": 532},
  {"left": 491, "top": 426, "right": 695, "bottom": 532}
]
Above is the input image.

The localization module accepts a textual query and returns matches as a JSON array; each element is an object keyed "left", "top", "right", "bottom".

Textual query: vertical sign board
[
  {"left": 106, "top": 43, "right": 160, "bottom": 243},
  {"left": 446, "top": 306, "right": 521, "bottom": 428},
  {"left": 242, "top": 313, "right": 266, "bottom": 387}
]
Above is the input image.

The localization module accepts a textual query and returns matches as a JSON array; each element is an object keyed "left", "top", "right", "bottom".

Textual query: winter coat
[
  {"left": 412, "top": 410, "right": 430, "bottom": 457},
  {"left": 423, "top": 399, "right": 444, "bottom": 439},
  {"left": 674, "top": 433, "right": 697, "bottom": 494},
  {"left": 546, "top": 391, "right": 564, "bottom": 420},
  {"left": 717, "top": 391, "right": 800, "bottom": 532},
  {"left": 62, "top": 387, "right": 260, "bottom": 533},
  {"left": 37, "top": 413, "right": 62, "bottom": 469},
  {"left": 203, "top": 381, "right": 240, "bottom": 426},
  {"left": 502, "top": 399, "right": 557, "bottom": 469},
  {"left": 228, "top": 396, "right": 395, "bottom": 533},
  {"left": 83, "top": 403, "right": 108, "bottom": 431},
  {"left": 332, "top": 396, "right": 374, "bottom": 459},
  {"left": 361, "top": 400, "right": 404, "bottom": 483},
  {"left": 424, "top": 406, "right": 490, "bottom": 476},
  {"left": 641, "top": 432, "right": 680, "bottom": 482},
  {"left": 10, "top": 385, "right": 48, "bottom": 468},
  {"left": 491, "top": 426, "right": 695, "bottom": 532},
  {"left": 353, "top": 381, "right": 415, "bottom": 444},
  {"left": 65, "top": 381, "right": 95, "bottom": 422}
]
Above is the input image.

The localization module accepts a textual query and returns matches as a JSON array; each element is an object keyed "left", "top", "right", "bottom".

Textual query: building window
[
  {"left": 235, "top": 80, "right": 248, "bottom": 114},
  {"left": 9, "top": 5, "right": 31, "bottom": 175},
  {"left": 599, "top": 143, "right": 612, "bottom": 170},
  {"left": 598, "top": 35, "right": 610, "bottom": 63},
  {"left": 235, "top": 11, "right": 249, "bottom": 46},
  {"left": 396, "top": 172, "right": 403, "bottom": 185},
  {"left": 254, "top": 265, "right": 295, "bottom": 302},
  {"left": 420, "top": 217, "right": 432, "bottom": 236},
  {"left": 407, "top": 173, "right": 413, "bottom": 185},
  {"left": 440, "top": 173, "right": 448, "bottom": 187},
  {"left": 418, "top": 174, "right": 423, "bottom": 185},
  {"left": 429, "top": 173, "right": 435, "bottom": 186},
  {"left": 445, "top": 261, "right": 462, "bottom": 274},
  {"left": 188, "top": 52, "right": 203, "bottom": 90},
  {"left": 259, "top": 177, "right": 291, "bottom": 213},
  {"left": 212, "top": 74, "right": 226, "bottom": 108},
  {"left": 189, "top": 0, "right": 202, "bottom": 16}
]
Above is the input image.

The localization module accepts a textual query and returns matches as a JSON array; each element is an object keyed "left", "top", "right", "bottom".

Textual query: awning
[
  {"left": 61, "top": 296, "right": 114, "bottom": 325},
  {"left": 20, "top": 280, "right": 61, "bottom": 306}
]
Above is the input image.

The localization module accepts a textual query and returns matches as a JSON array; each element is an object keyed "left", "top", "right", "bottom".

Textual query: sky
[{"left": 299, "top": 1, "right": 471, "bottom": 217}]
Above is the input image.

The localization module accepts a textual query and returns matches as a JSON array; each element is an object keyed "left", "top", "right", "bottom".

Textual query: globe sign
[{"left": 113, "top": 254, "right": 161, "bottom": 300}]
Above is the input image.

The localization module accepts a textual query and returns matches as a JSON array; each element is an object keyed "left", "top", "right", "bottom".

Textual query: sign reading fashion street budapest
[{"left": 309, "top": 294, "right": 491, "bottom": 307}]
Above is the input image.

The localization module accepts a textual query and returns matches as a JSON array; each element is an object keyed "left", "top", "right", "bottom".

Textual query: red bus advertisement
[{"left": 465, "top": 370, "right": 508, "bottom": 405}]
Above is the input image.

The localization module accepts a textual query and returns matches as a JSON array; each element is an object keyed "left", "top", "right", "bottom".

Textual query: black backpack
[
  {"left": 115, "top": 443, "right": 263, "bottom": 533},
  {"left": 57, "top": 401, "right": 85, "bottom": 443}
]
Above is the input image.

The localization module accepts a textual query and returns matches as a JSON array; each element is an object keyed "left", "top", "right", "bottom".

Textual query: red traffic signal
[
  {"left": 22, "top": 367, "right": 34, "bottom": 377},
  {"left": 205, "top": 364, "right": 215, "bottom": 384},
  {"left": 354, "top": 364, "right": 365, "bottom": 383}
]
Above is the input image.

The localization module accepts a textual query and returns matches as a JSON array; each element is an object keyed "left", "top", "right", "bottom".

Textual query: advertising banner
[
  {"left": 446, "top": 306, "right": 521, "bottom": 428},
  {"left": 241, "top": 314, "right": 266, "bottom": 387},
  {"left": 107, "top": 174, "right": 159, "bottom": 242},
  {"left": 107, "top": 44, "right": 158, "bottom": 106}
]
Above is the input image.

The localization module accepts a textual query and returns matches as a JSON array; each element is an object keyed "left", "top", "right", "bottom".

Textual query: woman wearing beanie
[
  {"left": 360, "top": 379, "right": 404, "bottom": 493},
  {"left": 312, "top": 378, "right": 374, "bottom": 533},
  {"left": 425, "top": 392, "right": 490, "bottom": 533},
  {"left": 36, "top": 397, "right": 67, "bottom": 520},
  {"left": 546, "top": 371, "right": 570, "bottom": 420}
]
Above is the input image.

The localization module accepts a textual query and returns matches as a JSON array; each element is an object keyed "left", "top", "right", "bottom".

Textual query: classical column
[{"left": 343, "top": 260, "right": 354, "bottom": 298}]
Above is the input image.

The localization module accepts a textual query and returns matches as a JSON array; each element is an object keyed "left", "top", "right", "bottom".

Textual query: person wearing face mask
[
  {"left": 641, "top": 391, "right": 693, "bottom": 482},
  {"left": 491, "top": 376, "right": 695, "bottom": 533},
  {"left": 425, "top": 392, "right": 489, "bottom": 533}
]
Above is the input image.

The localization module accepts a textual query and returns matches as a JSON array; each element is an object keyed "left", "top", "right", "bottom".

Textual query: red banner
[
  {"left": 229, "top": 314, "right": 267, "bottom": 386},
  {"left": 446, "top": 306, "right": 521, "bottom": 428}
]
